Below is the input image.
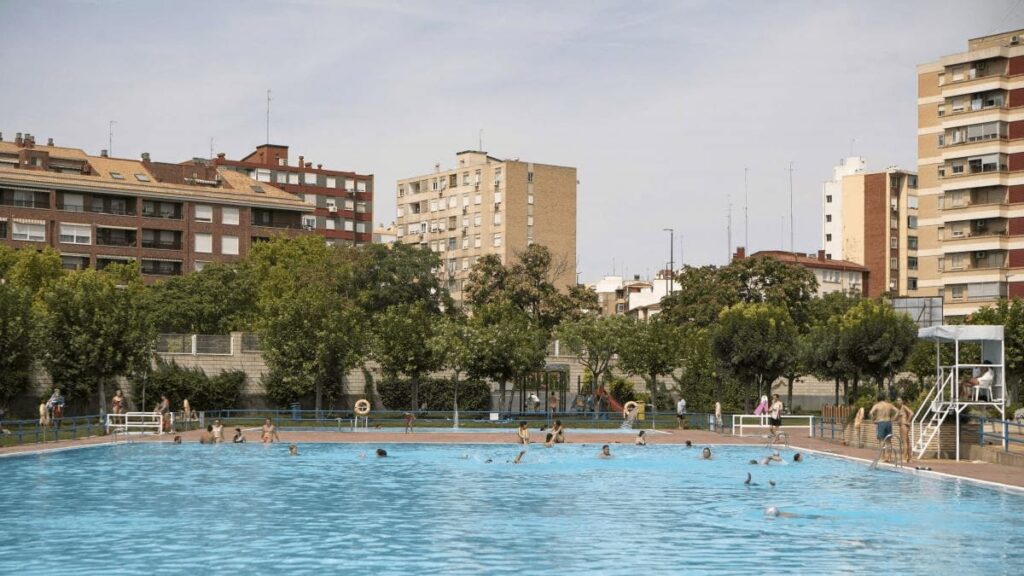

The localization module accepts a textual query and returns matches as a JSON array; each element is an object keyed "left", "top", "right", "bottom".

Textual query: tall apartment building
[
  {"left": 395, "top": 151, "right": 576, "bottom": 301},
  {"left": 917, "top": 29, "right": 1024, "bottom": 318},
  {"left": 822, "top": 157, "right": 919, "bottom": 297},
  {"left": 0, "top": 132, "right": 311, "bottom": 279},
  {"left": 214, "top": 144, "right": 373, "bottom": 246}
]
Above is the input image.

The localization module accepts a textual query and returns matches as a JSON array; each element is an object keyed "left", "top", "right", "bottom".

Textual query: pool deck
[{"left": 4, "top": 427, "right": 1023, "bottom": 490}]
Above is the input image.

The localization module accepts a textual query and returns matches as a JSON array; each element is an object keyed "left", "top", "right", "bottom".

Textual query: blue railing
[
  {"left": 977, "top": 416, "right": 1024, "bottom": 452},
  {"left": 0, "top": 414, "right": 107, "bottom": 447},
  {"left": 815, "top": 416, "right": 844, "bottom": 441}
]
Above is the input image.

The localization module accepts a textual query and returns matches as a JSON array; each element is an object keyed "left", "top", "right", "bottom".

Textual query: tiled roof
[{"left": 749, "top": 250, "right": 869, "bottom": 272}]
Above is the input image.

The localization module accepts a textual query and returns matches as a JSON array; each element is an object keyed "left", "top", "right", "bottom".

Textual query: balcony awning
[
  {"left": 96, "top": 224, "right": 136, "bottom": 231},
  {"left": 918, "top": 324, "right": 1004, "bottom": 343},
  {"left": 13, "top": 218, "right": 45, "bottom": 225},
  {"left": 141, "top": 258, "right": 182, "bottom": 263}
]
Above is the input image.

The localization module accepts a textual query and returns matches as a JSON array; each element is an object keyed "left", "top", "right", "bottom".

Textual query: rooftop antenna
[
  {"left": 478, "top": 129, "right": 483, "bottom": 152},
  {"left": 108, "top": 120, "right": 116, "bottom": 156},
  {"left": 266, "top": 89, "right": 271, "bottom": 146},
  {"left": 727, "top": 194, "right": 733, "bottom": 262},
  {"left": 209, "top": 137, "right": 214, "bottom": 160},
  {"left": 744, "top": 167, "right": 749, "bottom": 252},
  {"left": 787, "top": 161, "right": 795, "bottom": 254}
]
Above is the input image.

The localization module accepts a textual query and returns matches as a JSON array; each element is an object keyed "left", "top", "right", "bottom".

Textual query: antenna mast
[
  {"left": 727, "top": 195, "right": 733, "bottom": 262},
  {"left": 266, "top": 89, "right": 271, "bottom": 146},
  {"left": 744, "top": 167, "right": 749, "bottom": 251},
  {"left": 108, "top": 120, "right": 116, "bottom": 156},
  {"left": 788, "top": 161, "right": 795, "bottom": 253}
]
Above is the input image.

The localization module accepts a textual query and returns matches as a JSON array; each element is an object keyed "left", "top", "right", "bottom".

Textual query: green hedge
[
  {"left": 137, "top": 358, "right": 245, "bottom": 411},
  {"left": 378, "top": 378, "right": 491, "bottom": 411}
]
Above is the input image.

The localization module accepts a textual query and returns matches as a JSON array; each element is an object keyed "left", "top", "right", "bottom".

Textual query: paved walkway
[{"left": 4, "top": 426, "right": 1023, "bottom": 490}]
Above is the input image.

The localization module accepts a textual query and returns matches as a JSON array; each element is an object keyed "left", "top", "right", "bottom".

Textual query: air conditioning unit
[
  {"left": 328, "top": 206, "right": 338, "bottom": 213},
  {"left": 1013, "top": 35, "right": 1021, "bottom": 45}
]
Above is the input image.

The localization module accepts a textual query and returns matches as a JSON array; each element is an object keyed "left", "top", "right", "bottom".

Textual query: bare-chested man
[{"left": 869, "top": 394, "right": 897, "bottom": 462}]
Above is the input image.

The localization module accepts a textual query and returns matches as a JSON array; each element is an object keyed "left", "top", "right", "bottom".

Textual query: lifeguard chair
[{"left": 913, "top": 325, "right": 1007, "bottom": 461}]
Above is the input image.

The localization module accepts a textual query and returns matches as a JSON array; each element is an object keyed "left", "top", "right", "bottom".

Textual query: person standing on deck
[
  {"left": 768, "top": 394, "right": 784, "bottom": 439},
  {"left": 894, "top": 397, "right": 914, "bottom": 461},
  {"left": 869, "top": 394, "right": 897, "bottom": 462},
  {"left": 676, "top": 397, "right": 687, "bottom": 429}
]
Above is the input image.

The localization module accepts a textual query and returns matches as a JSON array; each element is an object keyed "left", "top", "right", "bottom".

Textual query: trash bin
[
  {"left": 290, "top": 402, "right": 301, "bottom": 421},
  {"left": 636, "top": 401, "right": 646, "bottom": 421}
]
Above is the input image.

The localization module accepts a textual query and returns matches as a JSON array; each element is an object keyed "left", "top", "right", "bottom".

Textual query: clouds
[{"left": 1, "top": 0, "right": 1020, "bottom": 279}]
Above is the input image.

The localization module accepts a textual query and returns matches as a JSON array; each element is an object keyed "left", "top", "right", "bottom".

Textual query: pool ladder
[{"left": 869, "top": 435, "right": 902, "bottom": 470}]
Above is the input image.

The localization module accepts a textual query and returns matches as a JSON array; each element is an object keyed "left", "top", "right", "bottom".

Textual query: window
[
  {"left": 256, "top": 169, "right": 272, "bottom": 182},
  {"left": 825, "top": 233, "right": 832, "bottom": 242},
  {"left": 528, "top": 171, "right": 534, "bottom": 183},
  {"left": 61, "top": 193, "right": 84, "bottom": 212},
  {"left": 135, "top": 173, "right": 151, "bottom": 182},
  {"left": 494, "top": 191, "right": 502, "bottom": 204},
  {"left": 12, "top": 222, "right": 44, "bottom": 241},
  {"left": 326, "top": 219, "right": 336, "bottom": 231},
  {"left": 493, "top": 212, "right": 502, "bottom": 225},
  {"left": 474, "top": 234, "right": 481, "bottom": 248},
  {"left": 195, "top": 205, "right": 213, "bottom": 223},
  {"left": 356, "top": 202, "right": 368, "bottom": 213},
  {"left": 462, "top": 235, "right": 469, "bottom": 249},
  {"left": 304, "top": 173, "right": 317, "bottom": 185},
  {"left": 938, "top": 134, "right": 945, "bottom": 147},
  {"left": 474, "top": 170, "right": 481, "bottom": 184},
  {"left": 462, "top": 194, "right": 470, "bottom": 207},
  {"left": 908, "top": 215, "right": 918, "bottom": 229},
  {"left": 432, "top": 179, "right": 439, "bottom": 192},
  {"left": 356, "top": 181, "right": 367, "bottom": 192},
  {"left": 908, "top": 196, "right": 918, "bottom": 209},
  {"left": 463, "top": 172, "right": 470, "bottom": 186},
  {"left": 303, "top": 216, "right": 317, "bottom": 230},
  {"left": 938, "top": 166, "right": 946, "bottom": 177},
  {"left": 908, "top": 257, "right": 919, "bottom": 270},
  {"left": 448, "top": 196, "right": 457, "bottom": 209},
  {"left": 0, "top": 220, "right": 6, "bottom": 239},
  {"left": 890, "top": 257, "right": 898, "bottom": 270},
  {"left": 326, "top": 177, "right": 337, "bottom": 188},
  {"left": 447, "top": 237, "right": 457, "bottom": 251},
  {"left": 891, "top": 237, "right": 898, "bottom": 249},
  {"left": 345, "top": 220, "right": 355, "bottom": 232},
  {"left": 908, "top": 236, "right": 918, "bottom": 250},
  {"left": 110, "top": 172, "right": 124, "bottom": 180},
  {"left": 194, "top": 233, "right": 213, "bottom": 254},
  {"left": 288, "top": 173, "right": 299, "bottom": 185},
  {"left": 474, "top": 194, "right": 481, "bottom": 205},
  {"left": 951, "top": 285, "right": 965, "bottom": 299},
  {"left": 59, "top": 223, "right": 91, "bottom": 245},
  {"left": 449, "top": 174, "right": 458, "bottom": 188},
  {"left": 356, "top": 222, "right": 367, "bottom": 233},
  {"left": 344, "top": 199, "right": 355, "bottom": 211},
  {"left": 825, "top": 214, "right": 832, "bottom": 223},
  {"left": 527, "top": 216, "right": 534, "bottom": 226},
  {"left": 345, "top": 179, "right": 355, "bottom": 191},
  {"left": 474, "top": 214, "right": 481, "bottom": 227},
  {"left": 430, "top": 200, "right": 438, "bottom": 212},
  {"left": 937, "top": 105, "right": 945, "bottom": 117},
  {"left": 221, "top": 235, "right": 239, "bottom": 255},
  {"left": 825, "top": 195, "right": 832, "bottom": 203},
  {"left": 276, "top": 172, "right": 288, "bottom": 184},
  {"left": 222, "top": 207, "right": 239, "bottom": 225},
  {"left": 908, "top": 277, "right": 918, "bottom": 290},
  {"left": 492, "top": 233, "right": 502, "bottom": 247},
  {"left": 528, "top": 194, "right": 534, "bottom": 205},
  {"left": 462, "top": 258, "right": 469, "bottom": 270}
]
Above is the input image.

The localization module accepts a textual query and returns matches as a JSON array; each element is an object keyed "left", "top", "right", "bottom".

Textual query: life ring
[
  {"left": 623, "top": 401, "right": 639, "bottom": 417},
  {"left": 354, "top": 399, "right": 371, "bottom": 416}
]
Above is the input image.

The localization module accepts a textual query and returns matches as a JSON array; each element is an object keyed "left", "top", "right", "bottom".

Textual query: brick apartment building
[
  {"left": 732, "top": 247, "right": 869, "bottom": 297},
  {"left": 395, "top": 150, "right": 577, "bottom": 302},
  {"left": 214, "top": 144, "right": 374, "bottom": 246},
  {"left": 0, "top": 132, "right": 311, "bottom": 280},
  {"left": 917, "top": 29, "right": 1024, "bottom": 318},
  {"left": 821, "top": 157, "right": 918, "bottom": 297}
]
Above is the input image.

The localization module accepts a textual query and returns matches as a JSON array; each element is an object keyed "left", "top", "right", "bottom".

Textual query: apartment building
[
  {"left": 0, "top": 133, "right": 311, "bottom": 280},
  {"left": 395, "top": 151, "right": 576, "bottom": 301},
  {"left": 917, "top": 29, "right": 1024, "bottom": 318},
  {"left": 733, "top": 247, "right": 869, "bottom": 297},
  {"left": 214, "top": 144, "right": 373, "bottom": 246},
  {"left": 822, "top": 157, "right": 919, "bottom": 297}
]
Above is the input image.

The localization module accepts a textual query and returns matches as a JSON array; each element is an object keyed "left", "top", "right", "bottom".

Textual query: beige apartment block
[
  {"left": 917, "top": 29, "right": 1024, "bottom": 319},
  {"left": 395, "top": 151, "right": 576, "bottom": 302},
  {"left": 822, "top": 157, "right": 919, "bottom": 297}
]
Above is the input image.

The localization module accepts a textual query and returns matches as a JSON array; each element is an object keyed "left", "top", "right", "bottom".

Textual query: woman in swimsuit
[
  {"left": 111, "top": 390, "right": 124, "bottom": 415},
  {"left": 261, "top": 418, "right": 279, "bottom": 443},
  {"left": 516, "top": 421, "right": 530, "bottom": 445}
]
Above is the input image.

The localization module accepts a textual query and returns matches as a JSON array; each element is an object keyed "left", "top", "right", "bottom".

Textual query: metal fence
[
  {"left": 0, "top": 414, "right": 108, "bottom": 447},
  {"left": 978, "top": 416, "right": 1024, "bottom": 452}
]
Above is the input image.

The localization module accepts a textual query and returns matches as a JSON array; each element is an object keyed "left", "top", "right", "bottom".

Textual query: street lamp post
[{"left": 663, "top": 228, "right": 674, "bottom": 296}]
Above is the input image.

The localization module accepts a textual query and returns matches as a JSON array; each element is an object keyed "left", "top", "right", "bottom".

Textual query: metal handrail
[
  {"left": 731, "top": 414, "right": 815, "bottom": 438},
  {"left": 977, "top": 416, "right": 1024, "bottom": 452}
]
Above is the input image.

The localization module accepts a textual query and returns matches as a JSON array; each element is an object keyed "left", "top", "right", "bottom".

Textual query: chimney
[
  {"left": 734, "top": 246, "right": 746, "bottom": 260},
  {"left": 633, "top": 274, "right": 640, "bottom": 281},
  {"left": 817, "top": 249, "right": 826, "bottom": 261},
  {"left": 101, "top": 149, "right": 109, "bottom": 158},
  {"left": 298, "top": 155, "right": 304, "bottom": 167},
  {"left": 47, "top": 137, "right": 54, "bottom": 147},
  {"left": 217, "top": 152, "right": 226, "bottom": 159},
  {"left": 317, "top": 163, "right": 322, "bottom": 170},
  {"left": 305, "top": 162, "right": 312, "bottom": 168},
  {"left": 24, "top": 134, "right": 34, "bottom": 148},
  {"left": 141, "top": 152, "right": 151, "bottom": 163},
  {"left": 15, "top": 132, "right": 23, "bottom": 146}
]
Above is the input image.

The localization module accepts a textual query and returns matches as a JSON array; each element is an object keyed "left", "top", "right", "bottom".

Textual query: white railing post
[{"left": 191, "top": 334, "right": 198, "bottom": 355}]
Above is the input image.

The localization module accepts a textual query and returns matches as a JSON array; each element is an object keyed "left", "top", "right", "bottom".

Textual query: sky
[{"left": 2, "top": 0, "right": 1023, "bottom": 282}]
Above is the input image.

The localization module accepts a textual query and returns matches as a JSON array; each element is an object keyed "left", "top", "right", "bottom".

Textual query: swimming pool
[{"left": 2, "top": 442, "right": 1022, "bottom": 574}]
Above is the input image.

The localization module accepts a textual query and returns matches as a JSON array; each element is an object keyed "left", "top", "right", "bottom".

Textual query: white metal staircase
[{"left": 911, "top": 369, "right": 955, "bottom": 460}]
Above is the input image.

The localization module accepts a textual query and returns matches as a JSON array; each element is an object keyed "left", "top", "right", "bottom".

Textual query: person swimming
[
  {"left": 513, "top": 450, "right": 526, "bottom": 464},
  {"left": 685, "top": 440, "right": 693, "bottom": 448},
  {"left": 376, "top": 448, "right": 388, "bottom": 457},
  {"left": 635, "top": 431, "right": 647, "bottom": 446},
  {"left": 744, "top": 472, "right": 758, "bottom": 486},
  {"left": 793, "top": 453, "right": 803, "bottom": 462},
  {"left": 544, "top": 433, "right": 554, "bottom": 447},
  {"left": 289, "top": 443, "right": 299, "bottom": 456},
  {"left": 599, "top": 445, "right": 612, "bottom": 459},
  {"left": 701, "top": 447, "right": 712, "bottom": 460}
]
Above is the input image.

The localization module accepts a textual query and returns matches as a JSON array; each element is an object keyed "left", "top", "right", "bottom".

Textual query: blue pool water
[{"left": 2, "top": 442, "right": 1023, "bottom": 575}]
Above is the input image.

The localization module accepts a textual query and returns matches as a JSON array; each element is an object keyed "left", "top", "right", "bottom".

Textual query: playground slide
[{"left": 605, "top": 396, "right": 624, "bottom": 414}]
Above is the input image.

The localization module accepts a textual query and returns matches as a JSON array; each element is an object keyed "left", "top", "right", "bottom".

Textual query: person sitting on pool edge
[
  {"left": 599, "top": 445, "right": 612, "bottom": 458},
  {"left": 701, "top": 447, "right": 712, "bottom": 460},
  {"left": 261, "top": 418, "right": 280, "bottom": 443},
  {"left": 552, "top": 420, "right": 566, "bottom": 443},
  {"left": 233, "top": 427, "right": 246, "bottom": 443},
  {"left": 635, "top": 430, "right": 647, "bottom": 446},
  {"left": 517, "top": 421, "right": 530, "bottom": 445}
]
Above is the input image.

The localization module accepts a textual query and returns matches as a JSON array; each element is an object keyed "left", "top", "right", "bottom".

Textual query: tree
[
  {"left": 463, "top": 302, "right": 548, "bottom": 412},
  {"left": 351, "top": 243, "right": 450, "bottom": 314},
  {"left": 38, "top": 266, "right": 153, "bottom": 413},
  {"left": 970, "top": 298, "right": 1024, "bottom": 403},
  {"left": 144, "top": 262, "right": 257, "bottom": 333},
  {"left": 431, "top": 313, "right": 473, "bottom": 421},
  {"left": 837, "top": 299, "right": 918, "bottom": 395},
  {"left": 371, "top": 301, "right": 445, "bottom": 412},
  {"left": 710, "top": 302, "right": 797, "bottom": 410},
  {"left": 617, "top": 316, "right": 681, "bottom": 414},
  {"left": 0, "top": 246, "right": 63, "bottom": 299},
  {"left": 0, "top": 282, "right": 35, "bottom": 412},
  {"left": 253, "top": 237, "right": 366, "bottom": 411},
  {"left": 556, "top": 315, "right": 631, "bottom": 404},
  {"left": 660, "top": 256, "right": 817, "bottom": 329},
  {"left": 465, "top": 244, "right": 597, "bottom": 333}
]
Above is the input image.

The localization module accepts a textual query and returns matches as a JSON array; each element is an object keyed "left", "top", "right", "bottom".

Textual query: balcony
[
  {"left": 95, "top": 228, "right": 137, "bottom": 248},
  {"left": 942, "top": 58, "right": 1007, "bottom": 86},
  {"left": 941, "top": 155, "right": 1008, "bottom": 179},
  {"left": 57, "top": 200, "right": 136, "bottom": 216},
  {"left": 1, "top": 190, "right": 50, "bottom": 209},
  {"left": 141, "top": 200, "right": 183, "bottom": 220},
  {"left": 942, "top": 251, "right": 1007, "bottom": 271},
  {"left": 942, "top": 187, "right": 1007, "bottom": 209},
  {"left": 251, "top": 209, "right": 303, "bottom": 229},
  {"left": 944, "top": 219, "right": 1008, "bottom": 241},
  {"left": 141, "top": 260, "right": 182, "bottom": 276}
]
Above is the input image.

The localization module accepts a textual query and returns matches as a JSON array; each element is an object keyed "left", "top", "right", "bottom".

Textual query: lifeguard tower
[{"left": 913, "top": 325, "right": 1007, "bottom": 461}]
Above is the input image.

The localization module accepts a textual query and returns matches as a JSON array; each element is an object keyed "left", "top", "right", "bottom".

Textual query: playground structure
[{"left": 913, "top": 325, "right": 1007, "bottom": 461}]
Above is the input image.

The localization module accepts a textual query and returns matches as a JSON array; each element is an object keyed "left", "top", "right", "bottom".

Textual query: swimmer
[
  {"left": 769, "top": 480, "right": 776, "bottom": 487},
  {"left": 172, "top": 435, "right": 182, "bottom": 444},
  {"left": 599, "top": 445, "right": 612, "bottom": 459},
  {"left": 744, "top": 472, "right": 759, "bottom": 486},
  {"left": 513, "top": 450, "right": 526, "bottom": 464},
  {"left": 485, "top": 459, "right": 493, "bottom": 464},
  {"left": 685, "top": 440, "right": 693, "bottom": 448},
  {"left": 635, "top": 431, "right": 647, "bottom": 446},
  {"left": 232, "top": 427, "right": 246, "bottom": 443},
  {"left": 764, "top": 506, "right": 797, "bottom": 519},
  {"left": 793, "top": 453, "right": 803, "bottom": 462},
  {"left": 199, "top": 424, "right": 214, "bottom": 444},
  {"left": 749, "top": 459, "right": 758, "bottom": 465},
  {"left": 544, "top": 433, "right": 554, "bottom": 448},
  {"left": 289, "top": 443, "right": 299, "bottom": 455},
  {"left": 701, "top": 447, "right": 712, "bottom": 460},
  {"left": 376, "top": 448, "right": 388, "bottom": 457}
]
